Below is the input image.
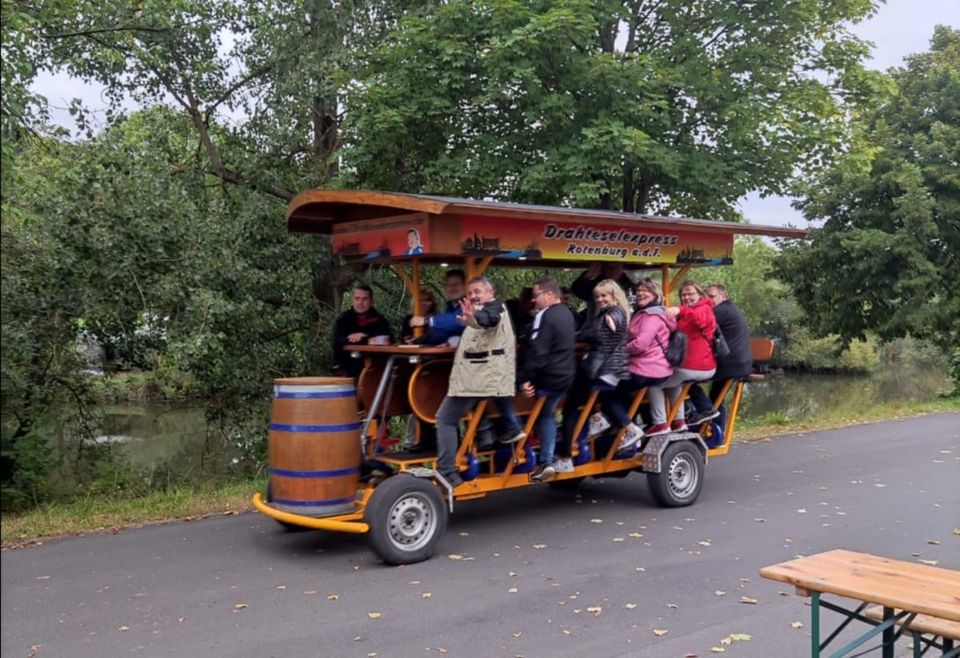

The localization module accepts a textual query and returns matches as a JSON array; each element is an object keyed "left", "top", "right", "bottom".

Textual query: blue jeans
[
  {"left": 603, "top": 374, "right": 669, "bottom": 428},
  {"left": 533, "top": 390, "right": 564, "bottom": 465}
]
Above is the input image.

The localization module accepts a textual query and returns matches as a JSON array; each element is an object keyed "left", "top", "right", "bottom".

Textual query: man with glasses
[{"left": 512, "top": 277, "right": 577, "bottom": 481}]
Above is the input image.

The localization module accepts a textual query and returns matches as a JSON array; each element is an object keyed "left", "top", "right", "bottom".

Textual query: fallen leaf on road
[
  {"left": 367, "top": 612, "right": 381, "bottom": 619},
  {"left": 422, "top": 592, "right": 432, "bottom": 598},
  {"left": 562, "top": 629, "right": 573, "bottom": 636},
  {"left": 629, "top": 532, "right": 644, "bottom": 538},
  {"left": 667, "top": 603, "right": 679, "bottom": 609},
  {"left": 512, "top": 631, "right": 522, "bottom": 638},
  {"left": 586, "top": 606, "right": 602, "bottom": 616},
  {"left": 753, "top": 518, "right": 766, "bottom": 523},
  {"left": 796, "top": 508, "right": 807, "bottom": 514},
  {"left": 276, "top": 585, "right": 286, "bottom": 590},
  {"left": 590, "top": 519, "right": 603, "bottom": 524},
  {"left": 652, "top": 629, "right": 668, "bottom": 637},
  {"left": 792, "top": 621, "right": 804, "bottom": 629},
  {"left": 625, "top": 603, "right": 637, "bottom": 609},
  {"left": 698, "top": 540, "right": 712, "bottom": 547},
  {"left": 119, "top": 625, "right": 130, "bottom": 631},
  {"left": 448, "top": 554, "right": 464, "bottom": 560},
  {"left": 927, "top": 539, "right": 941, "bottom": 545},
  {"left": 233, "top": 604, "right": 248, "bottom": 610},
  {"left": 710, "top": 647, "right": 725, "bottom": 653},
  {"left": 508, "top": 587, "right": 518, "bottom": 593},
  {"left": 533, "top": 544, "right": 548, "bottom": 549},
  {"left": 36, "top": 576, "right": 50, "bottom": 580},
  {"left": 918, "top": 559, "right": 939, "bottom": 566},
  {"left": 635, "top": 566, "right": 646, "bottom": 572},
  {"left": 327, "top": 594, "right": 339, "bottom": 600},
  {"left": 740, "top": 596, "right": 758, "bottom": 605}
]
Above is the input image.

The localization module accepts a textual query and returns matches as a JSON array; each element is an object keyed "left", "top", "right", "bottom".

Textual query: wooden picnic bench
[{"left": 760, "top": 549, "right": 960, "bottom": 658}]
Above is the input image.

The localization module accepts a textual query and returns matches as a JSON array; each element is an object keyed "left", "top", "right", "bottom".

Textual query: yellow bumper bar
[{"left": 251, "top": 493, "right": 370, "bottom": 534}]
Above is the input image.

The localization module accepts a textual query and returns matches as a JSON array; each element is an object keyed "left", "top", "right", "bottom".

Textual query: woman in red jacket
[{"left": 645, "top": 281, "right": 718, "bottom": 436}]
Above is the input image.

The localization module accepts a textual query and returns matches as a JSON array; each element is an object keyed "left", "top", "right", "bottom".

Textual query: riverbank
[{"left": 3, "top": 398, "right": 957, "bottom": 548}]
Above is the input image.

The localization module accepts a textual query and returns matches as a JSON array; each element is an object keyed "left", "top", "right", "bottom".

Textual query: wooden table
[{"left": 761, "top": 549, "right": 960, "bottom": 658}]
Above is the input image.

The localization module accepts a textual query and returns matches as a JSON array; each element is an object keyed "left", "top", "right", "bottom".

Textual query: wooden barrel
[{"left": 268, "top": 377, "right": 361, "bottom": 516}]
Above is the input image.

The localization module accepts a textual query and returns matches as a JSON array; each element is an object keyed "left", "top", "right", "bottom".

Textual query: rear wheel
[
  {"left": 646, "top": 441, "right": 704, "bottom": 507},
  {"left": 365, "top": 475, "right": 448, "bottom": 565}
]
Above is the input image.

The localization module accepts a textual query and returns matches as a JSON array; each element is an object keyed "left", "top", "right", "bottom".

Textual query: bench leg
[
  {"left": 812, "top": 591, "right": 822, "bottom": 658},
  {"left": 882, "top": 606, "right": 895, "bottom": 658}
]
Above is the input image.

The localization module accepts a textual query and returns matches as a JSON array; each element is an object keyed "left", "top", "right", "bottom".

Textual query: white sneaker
[
  {"left": 588, "top": 413, "right": 611, "bottom": 437},
  {"left": 552, "top": 457, "right": 575, "bottom": 473},
  {"left": 619, "top": 425, "right": 644, "bottom": 451}
]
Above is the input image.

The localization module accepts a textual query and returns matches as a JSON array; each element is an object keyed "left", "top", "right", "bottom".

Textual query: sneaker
[
  {"left": 588, "top": 413, "right": 611, "bottom": 437},
  {"left": 552, "top": 457, "right": 575, "bottom": 473},
  {"left": 670, "top": 419, "right": 688, "bottom": 432},
  {"left": 619, "top": 425, "right": 644, "bottom": 451},
  {"left": 441, "top": 471, "right": 464, "bottom": 488},
  {"left": 499, "top": 429, "right": 527, "bottom": 445},
  {"left": 688, "top": 407, "right": 720, "bottom": 426},
  {"left": 644, "top": 423, "right": 670, "bottom": 437},
  {"left": 530, "top": 463, "right": 556, "bottom": 481}
]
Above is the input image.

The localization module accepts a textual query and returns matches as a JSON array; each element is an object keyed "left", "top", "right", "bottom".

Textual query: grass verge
[
  {"left": 3, "top": 399, "right": 957, "bottom": 548},
  {"left": 2, "top": 478, "right": 266, "bottom": 548}
]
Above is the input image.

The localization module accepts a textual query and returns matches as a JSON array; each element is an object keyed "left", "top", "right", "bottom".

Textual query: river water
[{"left": 97, "top": 369, "right": 951, "bottom": 475}]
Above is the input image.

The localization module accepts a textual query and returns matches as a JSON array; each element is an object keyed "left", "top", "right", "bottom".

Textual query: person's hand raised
[{"left": 457, "top": 297, "right": 475, "bottom": 323}]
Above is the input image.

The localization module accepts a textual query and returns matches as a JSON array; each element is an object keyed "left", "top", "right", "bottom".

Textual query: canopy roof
[{"left": 287, "top": 189, "right": 807, "bottom": 270}]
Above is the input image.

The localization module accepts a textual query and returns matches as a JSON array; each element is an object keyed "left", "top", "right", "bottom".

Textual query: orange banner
[
  {"left": 332, "top": 215, "right": 430, "bottom": 259},
  {"left": 459, "top": 215, "right": 732, "bottom": 264}
]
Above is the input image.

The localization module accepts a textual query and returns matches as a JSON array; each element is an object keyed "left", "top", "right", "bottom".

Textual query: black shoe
[
  {"left": 441, "top": 472, "right": 464, "bottom": 488},
  {"left": 530, "top": 463, "right": 556, "bottom": 482},
  {"left": 498, "top": 429, "right": 527, "bottom": 445},
  {"left": 688, "top": 408, "right": 720, "bottom": 426}
]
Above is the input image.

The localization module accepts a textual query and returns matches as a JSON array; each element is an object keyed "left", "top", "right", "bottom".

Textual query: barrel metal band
[
  {"left": 274, "top": 390, "right": 356, "bottom": 399},
  {"left": 272, "top": 496, "right": 356, "bottom": 507},
  {"left": 269, "top": 422, "right": 362, "bottom": 432},
  {"left": 270, "top": 466, "right": 360, "bottom": 478}
]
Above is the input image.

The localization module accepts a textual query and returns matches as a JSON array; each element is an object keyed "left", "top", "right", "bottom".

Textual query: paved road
[{"left": 3, "top": 413, "right": 958, "bottom": 658}]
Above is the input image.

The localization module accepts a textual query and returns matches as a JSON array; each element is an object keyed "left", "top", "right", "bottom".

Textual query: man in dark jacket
[
  {"left": 331, "top": 285, "right": 392, "bottom": 378},
  {"left": 514, "top": 276, "right": 577, "bottom": 481},
  {"left": 687, "top": 283, "right": 752, "bottom": 425}
]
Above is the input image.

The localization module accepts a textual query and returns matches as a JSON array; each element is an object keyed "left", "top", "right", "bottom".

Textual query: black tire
[
  {"left": 265, "top": 483, "right": 311, "bottom": 532},
  {"left": 547, "top": 476, "right": 586, "bottom": 491},
  {"left": 365, "top": 475, "right": 448, "bottom": 565},
  {"left": 646, "top": 441, "right": 704, "bottom": 507}
]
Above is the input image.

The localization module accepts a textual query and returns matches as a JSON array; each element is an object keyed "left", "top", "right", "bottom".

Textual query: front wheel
[
  {"left": 365, "top": 475, "right": 448, "bottom": 565},
  {"left": 646, "top": 441, "right": 704, "bottom": 507}
]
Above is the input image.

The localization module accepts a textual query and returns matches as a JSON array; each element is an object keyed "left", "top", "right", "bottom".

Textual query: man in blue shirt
[{"left": 408, "top": 269, "right": 466, "bottom": 345}]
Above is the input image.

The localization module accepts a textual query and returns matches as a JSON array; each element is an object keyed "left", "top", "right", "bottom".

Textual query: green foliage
[
  {"left": 778, "top": 27, "right": 960, "bottom": 379},
  {"left": 344, "top": 0, "right": 879, "bottom": 217}
]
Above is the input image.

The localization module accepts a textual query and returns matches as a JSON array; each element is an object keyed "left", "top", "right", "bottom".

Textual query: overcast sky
[{"left": 33, "top": 0, "right": 958, "bottom": 227}]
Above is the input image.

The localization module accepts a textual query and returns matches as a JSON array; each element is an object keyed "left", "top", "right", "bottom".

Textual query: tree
[
  {"left": 777, "top": 27, "right": 960, "bottom": 382},
  {"left": 343, "top": 0, "right": 880, "bottom": 219}
]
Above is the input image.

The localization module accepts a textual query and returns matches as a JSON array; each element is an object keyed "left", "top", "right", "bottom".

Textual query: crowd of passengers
[{"left": 331, "top": 263, "right": 752, "bottom": 487}]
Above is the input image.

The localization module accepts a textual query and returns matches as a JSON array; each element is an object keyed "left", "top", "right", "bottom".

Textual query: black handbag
[
  {"left": 713, "top": 327, "right": 731, "bottom": 359},
  {"left": 582, "top": 350, "right": 605, "bottom": 380}
]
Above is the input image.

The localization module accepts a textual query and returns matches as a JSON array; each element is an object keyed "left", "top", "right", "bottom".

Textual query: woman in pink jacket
[
  {"left": 599, "top": 277, "right": 674, "bottom": 450},
  {"left": 646, "top": 280, "right": 718, "bottom": 436}
]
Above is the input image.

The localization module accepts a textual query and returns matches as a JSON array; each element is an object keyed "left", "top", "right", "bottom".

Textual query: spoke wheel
[
  {"left": 647, "top": 441, "right": 704, "bottom": 508},
  {"left": 366, "top": 475, "right": 448, "bottom": 565}
]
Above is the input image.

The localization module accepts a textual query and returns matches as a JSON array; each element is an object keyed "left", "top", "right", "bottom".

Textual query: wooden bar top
[
  {"left": 760, "top": 549, "right": 960, "bottom": 622},
  {"left": 350, "top": 344, "right": 455, "bottom": 356}
]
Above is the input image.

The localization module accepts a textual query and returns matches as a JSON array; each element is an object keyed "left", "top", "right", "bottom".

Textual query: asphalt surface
[{"left": 2, "top": 413, "right": 958, "bottom": 658}]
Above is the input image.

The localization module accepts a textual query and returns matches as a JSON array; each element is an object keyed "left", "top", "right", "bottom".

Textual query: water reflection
[{"left": 95, "top": 368, "right": 951, "bottom": 472}]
